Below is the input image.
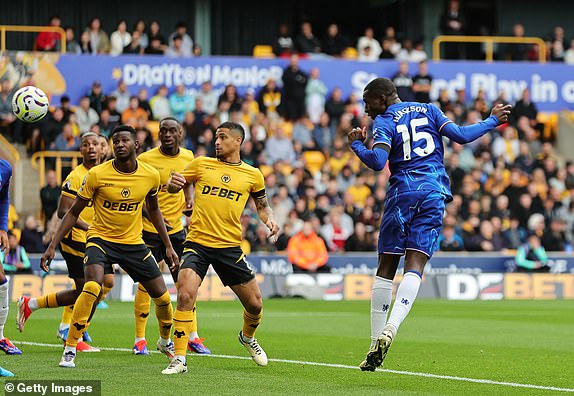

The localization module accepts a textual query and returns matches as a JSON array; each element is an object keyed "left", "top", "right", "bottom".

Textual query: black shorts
[
  {"left": 143, "top": 230, "right": 185, "bottom": 262},
  {"left": 180, "top": 241, "right": 255, "bottom": 287},
  {"left": 85, "top": 237, "right": 161, "bottom": 283},
  {"left": 60, "top": 239, "right": 114, "bottom": 279}
]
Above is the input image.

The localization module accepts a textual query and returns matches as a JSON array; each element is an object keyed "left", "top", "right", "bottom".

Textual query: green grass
[{"left": 2, "top": 299, "right": 573, "bottom": 395}]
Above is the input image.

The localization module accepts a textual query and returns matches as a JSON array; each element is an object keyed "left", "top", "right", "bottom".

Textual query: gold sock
[
  {"left": 242, "top": 309, "right": 262, "bottom": 339},
  {"left": 36, "top": 293, "right": 59, "bottom": 309},
  {"left": 101, "top": 285, "right": 113, "bottom": 301},
  {"left": 66, "top": 281, "right": 101, "bottom": 348},
  {"left": 152, "top": 291, "right": 173, "bottom": 340},
  {"left": 61, "top": 304, "right": 74, "bottom": 325},
  {"left": 134, "top": 285, "right": 151, "bottom": 339},
  {"left": 173, "top": 309, "right": 194, "bottom": 356}
]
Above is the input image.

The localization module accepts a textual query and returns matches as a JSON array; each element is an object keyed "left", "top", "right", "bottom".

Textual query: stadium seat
[
  {"left": 342, "top": 47, "right": 358, "bottom": 59},
  {"left": 302, "top": 151, "right": 326, "bottom": 175},
  {"left": 253, "top": 45, "right": 275, "bottom": 58}
]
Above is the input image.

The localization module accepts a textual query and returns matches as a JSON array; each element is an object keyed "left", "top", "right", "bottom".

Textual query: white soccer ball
[{"left": 11, "top": 86, "right": 50, "bottom": 123}]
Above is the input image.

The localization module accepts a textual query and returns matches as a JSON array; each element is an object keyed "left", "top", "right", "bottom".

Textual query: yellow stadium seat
[
  {"left": 302, "top": 150, "right": 326, "bottom": 174},
  {"left": 253, "top": 45, "right": 275, "bottom": 58},
  {"left": 342, "top": 47, "right": 358, "bottom": 59}
]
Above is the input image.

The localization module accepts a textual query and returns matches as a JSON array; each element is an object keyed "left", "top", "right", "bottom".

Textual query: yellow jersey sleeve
[
  {"left": 181, "top": 157, "right": 201, "bottom": 184},
  {"left": 78, "top": 170, "right": 97, "bottom": 201},
  {"left": 61, "top": 171, "right": 79, "bottom": 200},
  {"left": 250, "top": 168, "right": 266, "bottom": 199},
  {"left": 148, "top": 170, "right": 160, "bottom": 197}
]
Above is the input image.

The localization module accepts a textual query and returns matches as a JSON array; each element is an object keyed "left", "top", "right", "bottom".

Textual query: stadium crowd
[
  {"left": 1, "top": 58, "right": 574, "bottom": 274},
  {"left": 26, "top": 12, "right": 574, "bottom": 63}
]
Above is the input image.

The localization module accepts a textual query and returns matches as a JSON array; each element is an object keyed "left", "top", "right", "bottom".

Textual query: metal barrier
[
  {"left": 0, "top": 25, "right": 66, "bottom": 54},
  {"left": 432, "top": 35, "right": 546, "bottom": 63},
  {"left": 30, "top": 151, "right": 82, "bottom": 186}
]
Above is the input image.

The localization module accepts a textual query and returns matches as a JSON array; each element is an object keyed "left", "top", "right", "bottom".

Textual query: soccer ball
[{"left": 12, "top": 86, "right": 50, "bottom": 123}]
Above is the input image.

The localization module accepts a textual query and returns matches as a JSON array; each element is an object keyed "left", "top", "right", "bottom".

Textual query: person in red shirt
[{"left": 35, "top": 16, "right": 62, "bottom": 51}]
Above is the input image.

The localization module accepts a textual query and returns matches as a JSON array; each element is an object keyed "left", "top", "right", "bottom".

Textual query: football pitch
[{"left": 3, "top": 299, "right": 573, "bottom": 395}]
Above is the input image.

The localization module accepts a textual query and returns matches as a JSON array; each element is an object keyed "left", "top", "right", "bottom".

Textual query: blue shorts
[{"left": 378, "top": 190, "right": 447, "bottom": 258}]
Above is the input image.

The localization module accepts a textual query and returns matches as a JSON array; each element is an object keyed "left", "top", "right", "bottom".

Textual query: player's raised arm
[
  {"left": 57, "top": 193, "right": 90, "bottom": 231},
  {"left": 145, "top": 191, "right": 178, "bottom": 269},
  {"left": 440, "top": 104, "right": 512, "bottom": 144},
  {"left": 168, "top": 158, "right": 200, "bottom": 194},
  {"left": 41, "top": 197, "right": 89, "bottom": 272},
  {"left": 167, "top": 172, "right": 187, "bottom": 194}
]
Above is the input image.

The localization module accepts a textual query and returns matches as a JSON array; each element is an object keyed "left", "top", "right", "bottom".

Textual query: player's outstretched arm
[
  {"left": 145, "top": 193, "right": 178, "bottom": 269},
  {"left": 253, "top": 194, "right": 280, "bottom": 243},
  {"left": 41, "top": 197, "right": 88, "bottom": 272},
  {"left": 347, "top": 127, "right": 389, "bottom": 172},
  {"left": 441, "top": 104, "right": 512, "bottom": 144},
  {"left": 167, "top": 172, "right": 187, "bottom": 194},
  {"left": 0, "top": 166, "right": 11, "bottom": 253}
]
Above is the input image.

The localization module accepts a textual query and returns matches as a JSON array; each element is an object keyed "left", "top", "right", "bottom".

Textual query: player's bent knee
[{"left": 245, "top": 296, "right": 263, "bottom": 315}]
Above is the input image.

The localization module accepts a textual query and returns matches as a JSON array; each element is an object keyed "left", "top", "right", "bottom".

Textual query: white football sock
[
  {"left": 370, "top": 276, "right": 393, "bottom": 349},
  {"left": 134, "top": 337, "right": 145, "bottom": 344},
  {"left": 386, "top": 271, "right": 422, "bottom": 335},
  {"left": 176, "top": 355, "right": 186, "bottom": 364},
  {"left": 28, "top": 298, "right": 39, "bottom": 311},
  {"left": 0, "top": 280, "right": 9, "bottom": 340},
  {"left": 189, "top": 331, "right": 199, "bottom": 340}
]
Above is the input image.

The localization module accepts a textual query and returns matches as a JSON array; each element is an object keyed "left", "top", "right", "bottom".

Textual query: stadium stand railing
[
  {"left": 0, "top": 25, "right": 66, "bottom": 54},
  {"left": 30, "top": 151, "right": 82, "bottom": 186},
  {"left": 432, "top": 35, "right": 547, "bottom": 63}
]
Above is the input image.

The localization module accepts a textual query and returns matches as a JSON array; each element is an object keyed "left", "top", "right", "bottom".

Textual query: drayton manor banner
[{"left": 3, "top": 52, "right": 574, "bottom": 112}]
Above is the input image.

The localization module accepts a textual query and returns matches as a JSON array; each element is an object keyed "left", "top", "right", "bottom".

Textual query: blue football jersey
[{"left": 372, "top": 102, "right": 453, "bottom": 200}]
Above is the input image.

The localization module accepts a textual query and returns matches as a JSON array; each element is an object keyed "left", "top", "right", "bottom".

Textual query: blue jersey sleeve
[
  {"left": 0, "top": 160, "right": 12, "bottom": 231},
  {"left": 372, "top": 115, "right": 393, "bottom": 149},
  {"left": 430, "top": 104, "right": 499, "bottom": 144}
]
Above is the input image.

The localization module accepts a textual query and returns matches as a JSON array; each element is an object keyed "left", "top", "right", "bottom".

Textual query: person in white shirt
[
  {"left": 110, "top": 20, "right": 131, "bottom": 56},
  {"left": 357, "top": 27, "right": 382, "bottom": 61},
  {"left": 168, "top": 22, "right": 193, "bottom": 56},
  {"left": 564, "top": 39, "right": 574, "bottom": 64}
]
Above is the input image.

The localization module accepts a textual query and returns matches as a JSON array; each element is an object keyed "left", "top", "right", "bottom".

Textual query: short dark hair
[
  {"left": 364, "top": 77, "right": 397, "bottom": 98},
  {"left": 159, "top": 116, "right": 180, "bottom": 124},
  {"left": 218, "top": 121, "right": 245, "bottom": 143},
  {"left": 111, "top": 124, "right": 137, "bottom": 139}
]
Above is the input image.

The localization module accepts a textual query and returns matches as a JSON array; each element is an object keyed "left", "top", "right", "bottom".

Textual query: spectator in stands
[
  {"left": 542, "top": 218, "right": 567, "bottom": 251},
  {"left": 549, "top": 26, "right": 567, "bottom": 62},
  {"left": 322, "top": 23, "right": 348, "bottom": 57},
  {"left": 305, "top": 68, "right": 327, "bottom": 124},
  {"left": 110, "top": 20, "right": 131, "bottom": 56},
  {"left": 347, "top": 174, "right": 371, "bottom": 208},
  {"left": 148, "top": 21, "right": 166, "bottom": 47},
  {"left": 321, "top": 211, "right": 352, "bottom": 252},
  {"left": 88, "top": 81, "right": 106, "bottom": 114},
  {"left": 85, "top": 17, "right": 110, "bottom": 54},
  {"left": 35, "top": 15, "right": 62, "bottom": 51},
  {"left": 492, "top": 126, "right": 519, "bottom": 165},
  {"left": 296, "top": 21, "right": 321, "bottom": 54},
  {"left": 145, "top": 37, "right": 165, "bottom": 55},
  {"left": 257, "top": 79, "right": 281, "bottom": 117},
  {"left": 265, "top": 126, "right": 295, "bottom": 165},
  {"left": 52, "top": 122, "right": 79, "bottom": 152},
  {"left": 19, "top": 215, "right": 44, "bottom": 254},
  {"left": 412, "top": 60, "right": 433, "bottom": 103},
  {"left": 511, "top": 88, "right": 538, "bottom": 127},
  {"left": 166, "top": 34, "right": 192, "bottom": 57},
  {"left": 78, "top": 30, "right": 92, "bottom": 54},
  {"left": 503, "top": 217, "right": 528, "bottom": 249},
  {"left": 312, "top": 112, "right": 331, "bottom": 150},
  {"left": 251, "top": 224, "right": 277, "bottom": 252},
  {"left": 391, "top": 62, "right": 414, "bottom": 102},
  {"left": 465, "top": 219, "right": 504, "bottom": 251},
  {"left": 357, "top": 27, "right": 382, "bottom": 61},
  {"left": 438, "top": 224, "right": 465, "bottom": 251},
  {"left": 282, "top": 55, "right": 308, "bottom": 120},
  {"left": 345, "top": 222, "right": 372, "bottom": 251},
  {"left": 274, "top": 23, "right": 295, "bottom": 57},
  {"left": 75, "top": 96, "right": 99, "bottom": 132},
  {"left": 97, "top": 109, "right": 115, "bottom": 138},
  {"left": 133, "top": 20, "right": 148, "bottom": 50},
  {"left": 515, "top": 233, "right": 550, "bottom": 272},
  {"left": 287, "top": 220, "right": 329, "bottom": 272},
  {"left": 196, "top": 81, "right": 218, "bottom": 115},
  {"left": 383, "top": 26, "right": 401, "bottom": 56},
  {"left": 110, "top": 80, "right": 130, "bottom": 113},
  {"left": 169, "top": 84, "right": 194, "bottom": 122},
  {"left": 123, "top": 30, "right": 143, "bottom": 54},
  {"left": 64, "top": 27, "right": 80, "bottom": 54},
  {"left": 169, "top": 22, "right": 193, "bottom": 56},
  {"left": 504, "top": 24, "right": 529, "bottom": 61},
  {"left": 121, "top": 96, "right": 148, "bottom": 124},
  {"left": 40, "top": 170, "right": 60, "bottom": 228},
  {"left": 0, "top": 80, "right": 16, "bottom": 141},
  {"left": 0, "top": 231, "right": 31, "bottom": 274},
  {"left": 395, "top": 39, "right": 414, "bottom": 62},
  {"left": 218, "top": 84, "right": 242, "bottom": 112},
  {"left": 379, "top": 39, "right": 395, "bottom": 59},
  {"left": 149, "top": 85, "right": 171, "bottom": 120},
  {"left": 137, "top": 88, "right": 153, "bottom": 120},
  {"left": 409, "top": 42, "right": 428, "bottom": 63},
  {"left": 564, "top": 39, "right": 574, "bottom": 64},
  {"left": 440, "top": 0, "right": 466, "bottom": 59}
]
